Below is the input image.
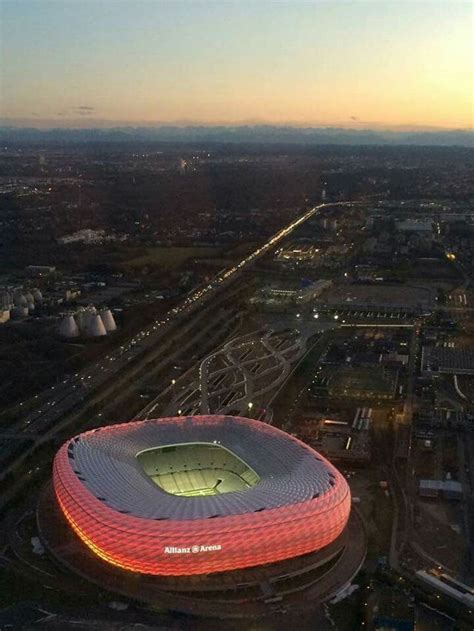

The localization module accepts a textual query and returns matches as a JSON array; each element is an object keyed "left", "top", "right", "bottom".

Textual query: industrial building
[
  {"left": 301, "top": 409, "right": 372, "bottom": 465},
  {"left": 418, "top": 479, "right": 463, "bottom": 500},
  {"left": 276, "top": 243, "right": 318, "bottom": 262},
  {"left": 421, "top": 346, "right": 474, "bottom": 376},
  {"left": 252, "top": 279, "right": 332, "bottom": 307}
]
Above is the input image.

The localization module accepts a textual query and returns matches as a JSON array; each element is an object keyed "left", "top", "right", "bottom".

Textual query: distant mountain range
[{"left": 0, "top": 125, "right": 472, "bottom": 146}]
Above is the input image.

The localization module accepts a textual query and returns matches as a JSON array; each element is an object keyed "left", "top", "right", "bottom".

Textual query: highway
[{"left": 1, "top": 202, "right": 347, "bottom": 480}]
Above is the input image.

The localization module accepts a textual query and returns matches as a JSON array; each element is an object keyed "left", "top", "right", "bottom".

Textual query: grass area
[
  {"left": 226, "top": 241, "right": 259, "bottom": 256},
  {"left": 118, "top": 246, "right": 221, "bottom": 273},
  {"left": 379, "top": 257, "right": 461, "bottom": 281},
  {"left": 327, "top": 366, "right": 397, "bottom": 399},
  {"left": 0, "top": 569, "right": 44, "bottom": 607},
  {"left": 370, "top": 488, "right": 394, "bottom": 559}
]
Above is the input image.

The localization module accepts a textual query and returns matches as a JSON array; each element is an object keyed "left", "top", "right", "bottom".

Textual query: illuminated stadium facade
[
  {"left": 39, "top": 415, "right": 366, "bottom": 617},
  {"left": 53, "top": 415, "right": 350, "bottom": 576}
]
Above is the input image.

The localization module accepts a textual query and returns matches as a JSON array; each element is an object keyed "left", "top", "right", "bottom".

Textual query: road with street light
[{"left": 143, "top": 328, "right": 308, "bottom": 419}]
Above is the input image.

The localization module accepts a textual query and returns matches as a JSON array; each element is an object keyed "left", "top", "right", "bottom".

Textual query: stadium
[{"left": 39, "top": 415, "right": 366, "bottom": 617}]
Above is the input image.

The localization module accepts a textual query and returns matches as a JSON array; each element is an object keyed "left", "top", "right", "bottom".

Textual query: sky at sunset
[{"left": 1, "top": 0, "right": 472, "bottom": 130}]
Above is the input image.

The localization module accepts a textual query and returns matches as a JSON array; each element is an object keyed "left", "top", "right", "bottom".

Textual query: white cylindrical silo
[
  {"left": 87, "top": 314, "right": 107, "bottom": 337},
  {"left": 32, "top": 288, "right": 43, "bottom": 303},
  {"left": 0, "top": 292, "right": 10, "bottom": 310},
  {"left": 5, "top": 292, "right": 14, "bottom": 308},
  {"left": 100, "top": 308, "right": 117, "bottom": 332},
  {"left": 58, "top": 314, "right": 80, "bottom": 338},
  {"left": 80, "top": 306, "right": 97, "bottom": 333},
  {"left": 26, "top": 296, "right": 35, "bottom": 311},
  {"left": 14, "top": 293, "right": 27, "bottom": 307}
]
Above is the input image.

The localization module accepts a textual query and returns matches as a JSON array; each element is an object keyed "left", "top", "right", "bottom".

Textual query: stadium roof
[{"left": 66, "top": 415, "right": 336, "bottom": 520}]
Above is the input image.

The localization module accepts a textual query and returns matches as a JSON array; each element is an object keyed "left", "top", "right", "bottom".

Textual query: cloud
[{"left": 70, "top": 105, "right": 96, "bottom": 116}]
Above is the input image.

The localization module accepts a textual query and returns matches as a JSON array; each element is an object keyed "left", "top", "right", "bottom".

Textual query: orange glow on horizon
[{"left": 1, "top": 1, "right": 472, "bottom": 131}]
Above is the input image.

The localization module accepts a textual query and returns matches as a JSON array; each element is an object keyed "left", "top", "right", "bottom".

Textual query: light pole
[{"left": 248, "top": 401, "right": 253, "bottom": 417}]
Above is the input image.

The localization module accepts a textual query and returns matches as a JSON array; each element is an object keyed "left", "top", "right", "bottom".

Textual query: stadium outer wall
[{"left": 53, "top": 421, "right": 351, "bottom": 577}]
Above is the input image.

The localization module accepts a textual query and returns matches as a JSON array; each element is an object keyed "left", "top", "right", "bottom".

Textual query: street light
[{"left": 248, "top": 402, "right": 253, "bottom": 417}]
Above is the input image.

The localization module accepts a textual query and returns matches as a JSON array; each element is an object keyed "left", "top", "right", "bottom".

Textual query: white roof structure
[{"left": 64, "top": 416, "right": 341, "bottom": 520}]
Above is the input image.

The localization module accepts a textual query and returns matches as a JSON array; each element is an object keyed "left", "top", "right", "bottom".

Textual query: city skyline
[{"left": 1, "top": 0, "right": 472, "bottom": 130}]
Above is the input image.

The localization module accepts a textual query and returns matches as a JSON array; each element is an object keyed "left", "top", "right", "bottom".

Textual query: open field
[
  {"left": 117, "top": 246, "right": 222, "bottom": 273},
  {"left": 326, "top": 365, "right": 398, "bottom": 400}
]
